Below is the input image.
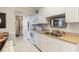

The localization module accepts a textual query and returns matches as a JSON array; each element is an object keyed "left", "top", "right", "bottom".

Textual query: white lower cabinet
[
  {"left": 34, "top": 32, "right": 79, "bottom": 52},
  {"left": 61, "top": 41, "right": 77, "bottom": 52},
  {"left": 29, "top": 31, "right": 35, "bottom": 44},
  {"left": 40, "top": 34, "right": 62, "bottom": 52},
  {"left": 34, "top": 32, "right": 41, "bottom": 48}
]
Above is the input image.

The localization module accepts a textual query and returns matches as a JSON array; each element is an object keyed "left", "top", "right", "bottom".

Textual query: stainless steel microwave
[{"left": 51, "top": 18, "right": 66, "bottom": 28}]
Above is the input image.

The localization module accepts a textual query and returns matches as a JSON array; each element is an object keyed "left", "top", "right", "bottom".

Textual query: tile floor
[{"left": 14, "top": 37, "right": 39, "bottom": 52}]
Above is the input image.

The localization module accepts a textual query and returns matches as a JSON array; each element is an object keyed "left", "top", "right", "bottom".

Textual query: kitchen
[
  {"left": 27, "top": 7, "right": 79, "bottom": 52},
  {"left": 0, "top": 7, "right": 79, "bottom": 52}
]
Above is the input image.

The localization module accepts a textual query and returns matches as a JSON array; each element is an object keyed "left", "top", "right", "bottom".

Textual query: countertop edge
[{"left": 32, "top": 30, "right": 78, "bottom": 45}]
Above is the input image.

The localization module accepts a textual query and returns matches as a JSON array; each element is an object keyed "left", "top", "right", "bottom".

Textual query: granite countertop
[
  {"left": 1, "top": 40, "right": 14, "bottom": 52},
  {"left": 33, "top": 30, "right": 79, "bottom": 44}
]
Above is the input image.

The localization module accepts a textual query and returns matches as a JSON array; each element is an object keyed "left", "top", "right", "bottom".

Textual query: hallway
[{"left": 14, "top": 37, "right": 39, "bottom": 52}]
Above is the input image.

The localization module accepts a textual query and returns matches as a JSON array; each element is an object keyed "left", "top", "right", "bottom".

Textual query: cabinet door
[
  {"left": 61, "top": 41, "right": 77, "bottom": 52},
  {"left": 39, "top": 7, "right": 65, "bottom": 17},
  {"left": 34, "top": 32, "right": 41, "bottom": 47},
  {"left": 29, "top": 31, "right": 35, "bottom": 44},
  {"left": 40, "top": 34, "right": 62, "bottom": 52},
  {"left": 66, "top": 7, "right": 79, "bottom": 22},
  {"left": 54, "top": 7, "right": 65, "bottom": 15}
]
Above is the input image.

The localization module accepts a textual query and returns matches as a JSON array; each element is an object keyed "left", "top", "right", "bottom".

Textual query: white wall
[
  {"left": 69, "top": 23, "right": 79, "bottom": 33},
  {"left": 0, "top": 7, "right": 35, "bottom": 39},
  {"left": 38, "top": 7, "right": 79, "bottom": 33}
]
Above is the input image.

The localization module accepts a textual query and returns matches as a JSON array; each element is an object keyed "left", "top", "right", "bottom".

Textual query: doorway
[{"left": 15, "top": 13, "right": 23, "bottom": 37}]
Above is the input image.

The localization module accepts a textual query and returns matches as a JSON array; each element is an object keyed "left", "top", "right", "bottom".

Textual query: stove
[{"left": 45, "top": 30, "right": 65, "bottom": 37}]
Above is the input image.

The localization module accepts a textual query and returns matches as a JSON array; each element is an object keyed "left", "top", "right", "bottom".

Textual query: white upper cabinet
[
  {"left": 66, "top": 7, "right": 79, "bottom": 22},
  {"left": 38, "top": 16, "right": 48, "bottom": 24},
  {"left": 32, "top": 7, "right": 79, "bottom": 24},
  {"left": 39, "top": 7, "right": 79, "bottom": 23},
  {"left": 32, "top": 16, "right": 38, "bottom": 24},
  {"left": 32, "top": 15, "right": 48, "bottom": 24},
  {"left": 39, "top": 7, "right": 65, "bottom": 17}
]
